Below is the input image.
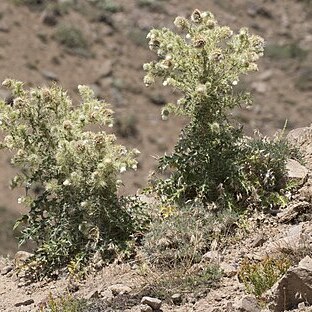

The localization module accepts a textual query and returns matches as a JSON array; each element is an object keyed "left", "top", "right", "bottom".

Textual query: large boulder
[{"left": 268, "top": 256, "right": 312, "bottom": 311}]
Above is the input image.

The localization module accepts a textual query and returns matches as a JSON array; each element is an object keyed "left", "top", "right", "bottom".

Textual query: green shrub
[
  {"left": 55, "top": 24, "right": 88, "bottom": 55},
  {"left": 142, "top": 264, "right": 221, "bottom": 299},
  {"left": 265, "top": 43, "right": 308, "bottom": 61},
  {"left": 91, "top": 0, "right": 123, "bottom": 13},
  {"left": 144, "top": 9, "right": 295, "bottom": 210},
  {"left": 40, "top": 293, "right": 87, "bottom": 312},
  {"left": 238, "top": 256, "right": 291, "bottom": 297},
  {"left": 143, "top": 203, "right": 239, "bottom": 267},
  {"left": 0, "top": 80, "right": 147, "bottom": 278},
  {"left": 137, "top": 0, "right": 166, "bottom": 13}
]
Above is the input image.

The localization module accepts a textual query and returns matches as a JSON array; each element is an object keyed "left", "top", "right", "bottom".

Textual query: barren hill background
[{"left": 0, "top": 0, "right": 311, "bottom": 255}]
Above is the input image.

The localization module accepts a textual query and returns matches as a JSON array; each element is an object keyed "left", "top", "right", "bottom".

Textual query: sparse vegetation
[
  {"left": 55, "top": 24, "right": 89, "bottom": 56},
  {"left": 115, "top": 114, "right": 139, "bottom": 138},
  {"left": 143, "top": 9, "right": 296, "bottom": 211},
  {"left": 143, "top": 203, "right": 239, "bottom": 267},
  {"left": 238, "top": 256, "right": 291, "bottom": 297},
  {"left": 0, "top": 80, "right": 147, "bottom": 278},
  {"left": 142, "top": 264, "right": 222, "bottom": 299},
  {"left": 40, "top": 293, "right": 87, "bottom": 312},
  {"left": 265, "top": 43, "right": 308, "bottom": 61},
  {"left": 91, "top": 0, "right": 123, "bottom": 13},
  {"left": 0, "top": 5, "right": 310, "bottom": 312},
  {"left": 137, "top": 0, "right": 167, "bottom": 13}
]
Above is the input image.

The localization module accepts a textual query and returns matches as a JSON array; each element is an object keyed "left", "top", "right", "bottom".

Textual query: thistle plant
[
  {"left": 144, "top": 10, "right": 294, "bottom": 209},
  {"left": 0, "top": 80, "right": 145, "bottom": 277}
]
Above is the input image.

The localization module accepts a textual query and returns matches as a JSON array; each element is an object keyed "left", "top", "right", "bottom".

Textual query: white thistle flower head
[{"left": 196, "top": 84, "right": 207, "bottom": 94}]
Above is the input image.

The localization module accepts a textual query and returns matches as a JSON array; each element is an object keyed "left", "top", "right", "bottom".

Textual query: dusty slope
[
  {"left": 0, "top": 0, "right": 311, "bottom": 255},
  {"left": 0, "top": 125, "right": 312, "bottom": 312}
]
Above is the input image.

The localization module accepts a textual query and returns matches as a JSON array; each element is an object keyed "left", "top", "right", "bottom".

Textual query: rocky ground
[
  {"left": 0, "top": 126, "right": 312, "bottom": 312},
  {"left": 0, "top": 0, "right": 311, "bottom": 311}
]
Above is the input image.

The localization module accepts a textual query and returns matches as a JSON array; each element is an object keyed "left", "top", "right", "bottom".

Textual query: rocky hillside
[
  {"left": 0, "top": 0, "right": 311, "bottom": 255},
  {"left": 0, "top": 125, "right": 311, "bottom": 311}
]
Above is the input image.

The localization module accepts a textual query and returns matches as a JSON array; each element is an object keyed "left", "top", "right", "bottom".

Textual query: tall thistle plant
[
  {"left": 0, "top": 80, "right": 145, "bottom": 278},
  {"left": 144, "top": 10, "right": 293, "bottom": 210}
]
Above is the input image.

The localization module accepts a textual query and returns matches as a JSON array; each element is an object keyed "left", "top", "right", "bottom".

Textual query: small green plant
[
  {"left": 238, "top": 256, "right": 291, "bottom": 297},
  {"left": 91, "top": 0, "right": 123, "bottom": 13},
  {"left": 55, "top": 24, "right": 88, "bottom": 55},
  {"left": 144, "top": 9, "right": 295, "bottom": 210},
  {"left": 0, "top": 80, "right": 147, "bottom": 278},
  {"left": 265, "top": 43, "right": 308, "bottom": 61},
  {"left": 115, "top": 114, "right": 139, "bottom": 138},
  {"left": 40, "top": 293, "right": 87, "bottom": 312},
  {"left": 142, "top": 264, "right": 221, "bottom": 299},
  {"left": 137, "top": 0, "right": 166, "bottom": 13},
  {"left": 11, "top": 0, "right": 46, "bottom": 7},
  {"left": 143, "top": 203, "right": 239, "bottom": 267}
]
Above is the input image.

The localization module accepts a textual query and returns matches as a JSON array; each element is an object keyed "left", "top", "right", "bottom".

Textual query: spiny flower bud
[
  {"left": 196, "top": 84, "right": 207, "bottom": 94},
  {"left": 159, "top": 59, "right": 172, "bottom": 69},
  {"left": 13, "top": 97, "right": 24, "bottom": 108},
  {"left": 206, "top": 20, "right": 216, "bottom": 29},
  {"left": 193, "top": 38, "right": 206, "bottom": 48},
  {"left": 149, "top": 39, "right": 160, "bottom": 51},
  {"left": 162, "top": 77, "right": 175, "bottom": 86},
  {"left": 63, "top": 120, "right": 73, "bottom": 130},
  {"left": 144, "top": 75, "right": 155, "bottom": 87},
  {"left": 210, "top": 122, "right": 220, "bottom": 132},
  {"left": 143, "top": 62, "right": 153, "bottom": 71},
  {"left": 191, "top": 9, "right": 202, "bottom": 23},
  {"left": 174, "top": 16, "right": 189, "bottom": 30},
  {"left": 161, "top": 107, "right": 170, "bottom": 120},
  {"left": 210, "top": 50, "right": 224, "bottom": 62},
  {"left": 2, "top": 79, "right": 12, "bottom": 88}
]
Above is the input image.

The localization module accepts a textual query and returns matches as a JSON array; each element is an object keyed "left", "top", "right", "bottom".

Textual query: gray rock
[
  {"left": 0, "top": 87, "right": 12, "bottom": 103},
  {"left": 268, "top": 256, "right": 312, "bottom": 312},
  {"left": 89, "top": 84, "right": 101, "bottom": 99},
  {"left": 98, "top": 60, "right": 113, "bottom": 79},
  {"left": 108, "top": 283, "right": 132, "bottom": 296},
  {"left": 41, "top": 70, "right": 59, "bottom": 81},
  {"left": 258, "top": 69, "right": 273, "bottom": 81},
  {"left": 85, "top": 290, "right": 99, "bottom": 300},
  {"left": 287, "top": 127, "right": 311, "bottom": 144},
  {"left": 234, "top": 295, "right": 260, "bottom": 312},
  {"left": 251, "top": 81, "right": 267, "bottom": 94},
  {"left": 14, "top": 299, "right": 34, "bottom": 307},
  {"left": 251, "top": 234, "right": 266, "bottom": 247},
  {"left": 141, "top": 296, "right": 162, "bottom": 310},
  {"left": 220, "top": 262, "right": 237, "bottom": 277},
  {"left": 0, "top": 21, "right": 9, "bottom": 32},
  {"left": 101, "top": 289, "right": 114, "bottom": 303},
  {"left": 265, "top": 223, "right": 306, "bottom": 255},
  {"left": 15, "top": 251, "right": 33, "bottom": 268},
  {"left": 140, "top": 304, "right": 153, "bottom": 312},
  {"left": 171, "top": 293, "right": 182, "bottom": 305},
  {"left": 40, "top": 10, "right": 58, "bottom": 26},
  {"left": 1, "top": 265, "right": 13, "bottom": 275},
  {"left": 277, "top": 201, "right": 311, "bottom": 223},
  {"left": 286, "top": 159, "right": 308, "bottom": 182}
]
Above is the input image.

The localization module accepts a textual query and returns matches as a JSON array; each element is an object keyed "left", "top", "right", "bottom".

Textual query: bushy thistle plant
[
  {"left": 144, "top": 9, "right": 294, "bottom": 210},
  {"left": 0, "top": 80, "right": 146, "bottom": 277}
]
